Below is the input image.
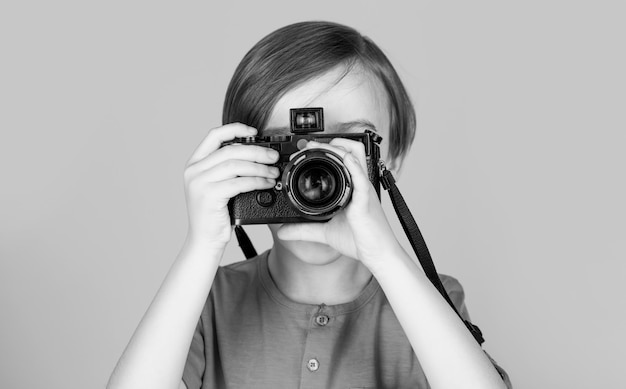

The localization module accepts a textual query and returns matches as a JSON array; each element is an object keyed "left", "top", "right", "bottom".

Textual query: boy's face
[{"left": 264, "top": 66, "right": 392, "bottom": 266}]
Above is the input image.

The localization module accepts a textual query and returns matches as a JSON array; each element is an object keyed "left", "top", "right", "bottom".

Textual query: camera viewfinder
[{"left": 290, "top": 107, "right": 324, "bottom": 133}]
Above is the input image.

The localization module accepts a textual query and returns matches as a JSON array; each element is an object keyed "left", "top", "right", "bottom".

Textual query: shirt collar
[{"left": 257, "top": 250, "right": 381, "bottom": 316}]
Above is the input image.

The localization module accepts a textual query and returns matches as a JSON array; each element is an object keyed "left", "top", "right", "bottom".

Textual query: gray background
[{"left": 1, "top": 1, "right": 624, "bottom": 388}]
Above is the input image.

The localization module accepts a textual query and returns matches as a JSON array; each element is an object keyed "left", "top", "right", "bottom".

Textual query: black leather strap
[
  {"left": 380, "top": 166, "right": 484, "bottom": 345},
  {"left": 235, "top": 225, "right": 257, "bottom": 259}
]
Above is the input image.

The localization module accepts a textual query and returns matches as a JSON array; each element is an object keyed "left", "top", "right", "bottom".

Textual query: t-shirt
[{"left": 182, "top": 250, "right": 510, "bottom": 389}]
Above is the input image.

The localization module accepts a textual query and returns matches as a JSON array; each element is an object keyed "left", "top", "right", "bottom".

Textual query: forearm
[
  {"left": 107, "top": 236, "right": 225, "bottom": 389},
  {"left": 369, "top": 248, "right": 506, "bottom": 389}
]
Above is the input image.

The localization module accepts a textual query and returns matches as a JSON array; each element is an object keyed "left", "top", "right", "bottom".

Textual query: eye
[{"left": 336, "top": 120, "right": 378, "bottom": 134}]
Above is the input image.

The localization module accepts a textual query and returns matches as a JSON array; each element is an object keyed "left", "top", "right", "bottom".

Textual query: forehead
[{"left": 264, "top": 66, "right": 390, "bottom": 137}]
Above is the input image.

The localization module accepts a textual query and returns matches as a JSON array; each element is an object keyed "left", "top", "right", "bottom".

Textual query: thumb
[{"left": 277, "top": 222, "right": 327, "bottom": 243}]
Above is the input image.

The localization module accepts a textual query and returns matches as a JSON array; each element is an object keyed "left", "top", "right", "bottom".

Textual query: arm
[
  {"left": 369, "top": 246, "right": 507, "bottom": 389},
  {"left": 106, "top": 238, "right": 224, "bottom": 389},
  {"left": 278, "top": 139, "right": 507, "bottom": 389},
  {"left": 107, "top": 124, "right": 280, "bottom": 389}
]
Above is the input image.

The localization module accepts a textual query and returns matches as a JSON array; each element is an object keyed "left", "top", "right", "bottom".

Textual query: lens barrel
[{"left": 282, "top": 149, "right": 352, "bottom": 220}]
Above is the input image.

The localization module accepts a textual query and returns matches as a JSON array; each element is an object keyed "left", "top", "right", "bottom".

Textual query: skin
[{"left": 107, "top": 65, "right": 506, "bottom": 389}]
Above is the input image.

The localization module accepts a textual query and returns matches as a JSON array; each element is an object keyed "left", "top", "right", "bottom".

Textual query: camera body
[{"left": 225, "top": 108, "right": 382, "bottom": 225}]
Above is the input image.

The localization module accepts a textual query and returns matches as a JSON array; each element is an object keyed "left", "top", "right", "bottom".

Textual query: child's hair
[{"left": 222, "top": 21, "right": 416, "bottom": 164}]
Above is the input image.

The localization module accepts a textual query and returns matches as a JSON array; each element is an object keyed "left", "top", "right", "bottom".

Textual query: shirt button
[
  {"left": 315, "top": 314, "right": 330, "bottom": 326},
  {"left": 307, "top": 358, "right": 320, "bottom": 372}
]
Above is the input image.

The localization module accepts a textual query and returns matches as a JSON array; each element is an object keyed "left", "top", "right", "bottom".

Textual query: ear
[{"left": 385, "top": 155, "right": 404, "bottom": 175}]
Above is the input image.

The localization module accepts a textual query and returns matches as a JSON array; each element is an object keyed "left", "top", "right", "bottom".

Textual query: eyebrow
[{"left": 263, "top": 119, "right": 378, "bottom": 135}]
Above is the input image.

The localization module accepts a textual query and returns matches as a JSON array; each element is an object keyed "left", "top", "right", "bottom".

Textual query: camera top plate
[{"left": 225, "top": 130, "right": 381, "bottom": 161}]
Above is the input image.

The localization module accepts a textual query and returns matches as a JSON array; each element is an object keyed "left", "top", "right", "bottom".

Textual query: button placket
[{"left": 300, "top": 305, "right": 334, "bottom": 383}]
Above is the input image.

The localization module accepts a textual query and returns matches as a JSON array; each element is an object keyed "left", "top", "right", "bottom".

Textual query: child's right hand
[{"left": 183, "top": 123, "right": 280, "bottom": 249}]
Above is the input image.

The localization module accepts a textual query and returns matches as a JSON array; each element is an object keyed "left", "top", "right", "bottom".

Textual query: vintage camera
[{"left": 225, "top": 108, "right": 382, "bottom": 225}]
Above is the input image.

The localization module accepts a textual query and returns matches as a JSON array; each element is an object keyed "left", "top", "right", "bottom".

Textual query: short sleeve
[
  {"left": 182, "top": 315, "right": 206, "bottom": 389},
  {"left": 486, "top": 351, "right": 513, "bottom": 388},
  {"left": 441, "top": 274, "right": 471, "bottom": 321},
  {"left": 441, "top": 274, "right": 513, "bottom": 388}
]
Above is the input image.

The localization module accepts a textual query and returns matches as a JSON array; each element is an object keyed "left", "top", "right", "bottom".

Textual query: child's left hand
[{"left": 276, "top": 138, "right": 405, "bottom": 269}]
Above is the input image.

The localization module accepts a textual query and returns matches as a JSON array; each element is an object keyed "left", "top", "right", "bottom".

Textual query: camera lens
[
  {"left": 296, "top": 165, "right": 337, "bottom": 204},
  {"left": 282, "top": 149, "right": 352, "bottom": 220}
]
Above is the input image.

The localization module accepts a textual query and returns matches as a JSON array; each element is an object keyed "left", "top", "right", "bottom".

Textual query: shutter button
[
  {"left": 307, "top": 358, "right": 320, "bottom": 372},
  {"left": 315, "top": 314, "right": 330, "bottom": 326}
]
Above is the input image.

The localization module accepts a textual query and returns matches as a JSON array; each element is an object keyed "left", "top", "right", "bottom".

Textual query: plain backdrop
[{"left": 1, "top": 1, "right": 624, "bottom": 388}]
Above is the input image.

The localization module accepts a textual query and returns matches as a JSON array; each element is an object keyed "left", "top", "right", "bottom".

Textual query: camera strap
[
  {"left": 379, "top": 163, "right": 484, "bottom": 345},
  {"left": 234, "top": 163, "right": 484, "bottom": 345},
  {"left": 235, "top": 224, "right": 258, "bottom": 259}
]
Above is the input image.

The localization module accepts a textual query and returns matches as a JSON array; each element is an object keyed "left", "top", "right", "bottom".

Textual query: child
[{"left": 108, "top": 21, "right": 511, "bottom": 389}]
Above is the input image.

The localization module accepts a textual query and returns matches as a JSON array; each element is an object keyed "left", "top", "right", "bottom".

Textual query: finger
[
  {"left": 303, "top": 140, "right": 349, "bottom": 159},
  {"left": 213, "top": 176, "right": 277, "bottom": 200},
  {"left": 302, "top": 140, "right": 371, "bottom": 198},
  {"left": 343, "top": 152, "right": 373, "bottom": 203},
  {"left": 188, "top": 144, "right": 279, "bottom": 173},
  {"left": 187, "top": 123, "right": 257, "bottom": 165},
  {"left": 328, "top": 138, "right": 368, "bottom": 173},
  {"left": 276, "top": 222, "right": 327, "bottom": 243},
  {"left": 197, "top": 160, "right": 280, "bottom": 182},
  {"left": 305, "top": 140, "right": 368, "bottom": 175}
]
